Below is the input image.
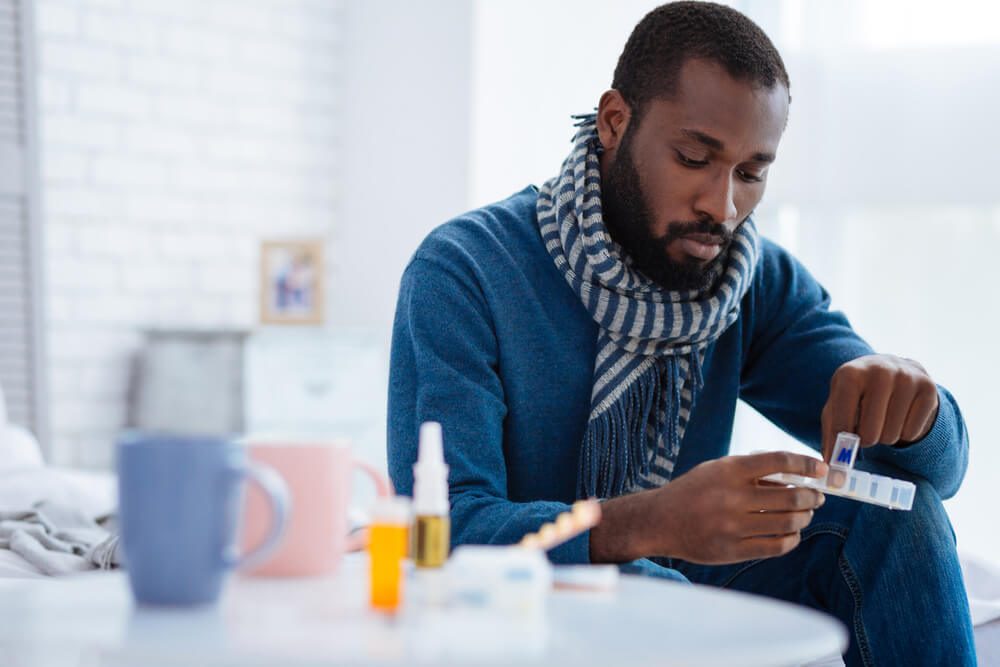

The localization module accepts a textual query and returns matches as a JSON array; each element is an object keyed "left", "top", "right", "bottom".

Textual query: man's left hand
[{"left": 821, "top": 354, "right": 940, "bottom": 462}]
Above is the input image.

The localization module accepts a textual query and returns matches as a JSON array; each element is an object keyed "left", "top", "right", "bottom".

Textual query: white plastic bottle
[{"left": 413, "top": 421, "right": 450, "bottom": 568}]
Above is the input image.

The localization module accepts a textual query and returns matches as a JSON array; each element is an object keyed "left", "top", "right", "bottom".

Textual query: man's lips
[
  {"left": 683, "top": 233, "right": 724, "bottom": 245},
  {"left": 676, "top": 234, "right": 725, "bottom": 261}
]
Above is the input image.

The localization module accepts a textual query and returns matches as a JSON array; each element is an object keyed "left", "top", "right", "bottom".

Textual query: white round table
[{"left": 0, "top": 555, "right": 847, "bottom": 666}]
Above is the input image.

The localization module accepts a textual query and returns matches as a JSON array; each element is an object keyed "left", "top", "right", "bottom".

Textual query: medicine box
[{"left": 762, "top": 470, "right": 915, "bottom": 511}]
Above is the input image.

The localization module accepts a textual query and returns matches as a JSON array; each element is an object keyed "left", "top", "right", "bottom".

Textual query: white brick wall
[{"left": 36, "top": 0, "right": 343, "bottom": 468}]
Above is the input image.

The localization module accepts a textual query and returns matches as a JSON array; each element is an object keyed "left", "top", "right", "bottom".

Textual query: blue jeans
[{"left": 632, "top": 461, "right": 976, "bottom": 666}]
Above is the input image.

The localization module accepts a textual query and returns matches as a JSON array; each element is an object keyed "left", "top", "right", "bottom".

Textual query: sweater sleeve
[
  {"left": 739, "top": 241, "right": 969, "bottom": 498},
  {"left": 387, "top": 254, "right": 590, "bottom": 563}
]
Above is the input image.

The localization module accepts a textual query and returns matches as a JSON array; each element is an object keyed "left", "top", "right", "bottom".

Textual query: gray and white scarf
[{"left": 536, "top": 114, "right": 760, "bottom": 498}]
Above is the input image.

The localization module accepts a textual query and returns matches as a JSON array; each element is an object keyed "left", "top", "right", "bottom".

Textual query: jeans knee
[
  {"left": 851, "top": 460, "right": 953, "bottom": 536},
  {"left": 857, "top": 475, "right": 957, "bottom": 558},
  {"left": 908, "top": 477, "right": 956, "bottom": 545}
]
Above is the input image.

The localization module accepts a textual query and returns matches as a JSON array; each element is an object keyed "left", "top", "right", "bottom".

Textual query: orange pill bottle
[{"left": 368, "top": 496, "right": 411, "bottom": 613}]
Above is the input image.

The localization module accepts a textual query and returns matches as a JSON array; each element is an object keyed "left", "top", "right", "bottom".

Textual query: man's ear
[{"left": 597, "top": 89, "right": 632, "bottom": 153}]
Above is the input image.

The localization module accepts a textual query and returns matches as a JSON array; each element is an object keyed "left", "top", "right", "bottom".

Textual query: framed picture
[{"left": 259, "top": 240, "right": 325, "bottom": 325}]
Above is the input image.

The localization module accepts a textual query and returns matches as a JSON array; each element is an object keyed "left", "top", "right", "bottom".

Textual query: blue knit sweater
[{"left": 387, "top": 186, "right": 968, "bottom": 567}]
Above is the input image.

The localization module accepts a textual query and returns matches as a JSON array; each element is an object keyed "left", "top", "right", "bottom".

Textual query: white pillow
[
  {"left": 0, "top": 467, "right": 116, "bottom": 518},
  {"left": 0, "top": 425, "right": 44, "bottom": 471},
  {"left": 0, "top": 381, "right": 44, "bottom": 470}
]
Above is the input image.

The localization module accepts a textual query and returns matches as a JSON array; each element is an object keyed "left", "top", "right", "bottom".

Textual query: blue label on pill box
[{"left": 832, "top": 433, "right": 860, "bottom": 469}]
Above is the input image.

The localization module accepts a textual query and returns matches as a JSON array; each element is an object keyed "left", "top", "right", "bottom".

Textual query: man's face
[{"left": 599, "top": 58, "right": 789, "bottom": 291}]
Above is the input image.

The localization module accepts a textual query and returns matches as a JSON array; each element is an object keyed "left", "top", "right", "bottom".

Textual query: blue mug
[{"left": 117, "top": 433, "right": 289, "bottom": 606}]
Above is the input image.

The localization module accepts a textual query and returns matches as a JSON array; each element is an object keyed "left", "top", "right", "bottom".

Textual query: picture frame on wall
[{"left": 259, "top": 240, "right": 325, "bottom": 325}]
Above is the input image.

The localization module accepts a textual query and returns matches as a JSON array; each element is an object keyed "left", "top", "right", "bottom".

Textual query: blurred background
[{"left": 2, "top": 0, "right": 998, "bottom": 559}]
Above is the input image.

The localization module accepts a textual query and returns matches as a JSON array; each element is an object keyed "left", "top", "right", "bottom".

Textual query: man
[{"left": 387, "top": 3, "right": 974, "bottom": 665}]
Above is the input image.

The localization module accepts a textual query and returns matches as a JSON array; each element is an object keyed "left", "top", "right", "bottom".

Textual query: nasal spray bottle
[{"left": 413, "top": 422, "right": 450, "bottom": 568}]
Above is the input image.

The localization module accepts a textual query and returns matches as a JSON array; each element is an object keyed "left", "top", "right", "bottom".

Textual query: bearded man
[{"left": 387, "top": 3, "right": 974, "bottom": 664}]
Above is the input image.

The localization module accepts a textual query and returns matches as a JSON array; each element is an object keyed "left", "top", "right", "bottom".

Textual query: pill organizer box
[{"left": 761, "top": 470, "right": 915, "bottom": 511}]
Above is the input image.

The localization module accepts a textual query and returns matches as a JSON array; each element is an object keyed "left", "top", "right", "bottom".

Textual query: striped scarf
[{"left": 536, "top": 114, "right": 760, "bottom": 499}]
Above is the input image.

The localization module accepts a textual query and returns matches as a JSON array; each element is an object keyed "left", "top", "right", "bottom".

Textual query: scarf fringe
[{"left": 578, "top": 349, "right": 708, "bottom": 499}]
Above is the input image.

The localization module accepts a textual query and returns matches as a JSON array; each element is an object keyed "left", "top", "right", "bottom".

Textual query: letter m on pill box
[{"left": 833, "top": 433, "right": 860, "bottom": 469}]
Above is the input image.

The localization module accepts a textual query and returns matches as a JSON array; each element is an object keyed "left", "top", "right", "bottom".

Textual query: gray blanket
[{"left": 0, "top": 501, "right": 120, "bottom": 575}]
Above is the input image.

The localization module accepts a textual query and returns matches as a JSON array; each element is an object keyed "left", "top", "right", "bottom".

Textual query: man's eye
[
  {"left": 737, "top": 169, "right": 763, "bottom": 183},
  {"left": 676, "top": 151, "right": 708, "bottom": 167}
]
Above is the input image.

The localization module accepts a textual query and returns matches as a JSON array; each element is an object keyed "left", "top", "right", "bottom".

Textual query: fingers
[
  {"left": 820, "top": 403, "right": 833, "bottom": 463},
  {"left": 878, "top": 373, "right": 919, "bottom": 445},
  {"left": 822, "top": 367, "right": 862, "bottom": 460},
  {"left": 742, "top": 509, "right": 815, "bottom": 538},
  {"left": 823, "top": 356, "right": 939, "bottom": 453},
  {"left": 900, "top": 383, "right": 939, "bottom": 442},
  {"left": 751, "top": 486, "right": 825, "bottom": 512},
  {"left": 738, "top": 451, "right": 828, "bottom": 480},
  {"left": 856, "top": 370, "right": 893, "bottom": 446}
]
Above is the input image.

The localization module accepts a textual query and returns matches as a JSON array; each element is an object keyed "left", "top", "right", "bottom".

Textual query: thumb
[
  {"left": 820, "top": 402, "right": 834, "bottom": 463},
  {"left": 821, "top": 376, "right": 861, "bottom": 463}
]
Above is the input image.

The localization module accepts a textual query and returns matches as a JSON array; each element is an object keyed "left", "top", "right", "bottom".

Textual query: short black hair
[{"left": 612, "top": 1, "right": 789, "bottom": 116}]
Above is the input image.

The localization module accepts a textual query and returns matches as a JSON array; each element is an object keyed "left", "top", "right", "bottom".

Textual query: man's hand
[
  {"left": 590, "top": 452, "right": 827, "bottom": 565},
  {"left": 821, "top": 354, "right": 939, "bottom": 461}
]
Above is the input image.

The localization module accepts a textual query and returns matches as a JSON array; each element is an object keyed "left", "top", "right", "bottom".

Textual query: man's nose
[{"left": 693, "top": 171, "right": 738, "bottom": 225}]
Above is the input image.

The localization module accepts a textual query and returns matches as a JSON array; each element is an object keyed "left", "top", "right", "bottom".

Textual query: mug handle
[
  {"left": 223, "top": 461, "right": 290, "bottom": 570},
  {"left": 343, "top": 459, "right": 393, "bottom": 552}
]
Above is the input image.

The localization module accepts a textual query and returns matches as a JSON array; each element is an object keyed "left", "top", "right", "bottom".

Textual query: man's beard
[{"left": 601, "top": 130, "right": 733, "bottom": 293}]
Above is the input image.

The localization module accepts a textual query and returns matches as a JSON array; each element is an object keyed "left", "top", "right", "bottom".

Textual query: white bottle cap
[
  {"left": 418, "top": 422, "right": 444, "bottom": 465},
  {"left": 414, "top": 421, "right": 449, "bottom": 515}
]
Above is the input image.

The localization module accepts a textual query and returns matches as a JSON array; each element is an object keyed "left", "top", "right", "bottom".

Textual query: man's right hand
[{"left": 590, "top": 452, "right": 828, "bottom": 565}]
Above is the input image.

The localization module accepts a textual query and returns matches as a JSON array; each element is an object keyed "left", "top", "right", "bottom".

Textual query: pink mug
[{"left": 241, "top": 439, "right": 391, "bottom": 576}]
